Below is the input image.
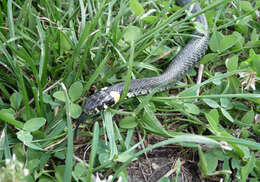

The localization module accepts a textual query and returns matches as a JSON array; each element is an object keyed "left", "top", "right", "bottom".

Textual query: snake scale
[{"left": 75, "top": 0, "right": 209, "bottom": 135}]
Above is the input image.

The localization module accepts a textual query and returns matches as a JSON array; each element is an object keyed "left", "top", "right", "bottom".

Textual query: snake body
[{"left": 75, "top": 0, "right": 209, "bottom": 134}]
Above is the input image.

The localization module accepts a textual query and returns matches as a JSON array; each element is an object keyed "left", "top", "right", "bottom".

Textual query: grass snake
[{"left": 75, "top": 0, "right": 209, "bottom": 135}]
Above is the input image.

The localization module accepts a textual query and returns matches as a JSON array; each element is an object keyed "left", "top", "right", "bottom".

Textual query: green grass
[{"left": 0, "top": 0, "right": 260, "bottom": 181}]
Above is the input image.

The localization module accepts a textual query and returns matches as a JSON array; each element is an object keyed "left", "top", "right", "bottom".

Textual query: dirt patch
[{"left": 126, "top": 146, "right": 201, "bottom": 182}]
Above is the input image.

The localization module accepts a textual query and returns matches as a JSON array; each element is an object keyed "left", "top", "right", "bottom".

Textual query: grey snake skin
[{"left": 75, "top": 0, "right": 209, "bottom": 135}]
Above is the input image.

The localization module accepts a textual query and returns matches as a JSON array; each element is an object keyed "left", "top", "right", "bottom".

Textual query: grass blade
[
  {"left": 86, "top": 122, "right": 99, "bottom": 181},
  {"left": 209, "top": 136, "right": 260, "bottom": 150},
  {"left": 121, "top": 41, "right": 135, "bottom": 101},
  {"left": 36, "top": 18, "right": 46, "bottom": 83},
  {"left": 7, "top": 0, "right": 15, "bottom": 41},
  {"left": 79, "top": 0, "right": 86, "bottom": 35},
  {"left": 102, "top": 111, "right": 117, "bottom": 160},
  {"left": 83, "top": 52, "right": 111, "bottom": 93},
  {"left": 61, "top": 83, "right": 74, "bottom": 182}
]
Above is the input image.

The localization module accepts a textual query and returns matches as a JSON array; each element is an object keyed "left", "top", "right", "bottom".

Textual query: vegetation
[{"left": 0, "top": 0, "right": 260, "bottom": 181}]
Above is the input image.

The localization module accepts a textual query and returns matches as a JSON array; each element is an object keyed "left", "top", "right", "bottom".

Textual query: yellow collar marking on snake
[
  {"left": 103, "top": 104, "right": 108, "bottom": 109},
  {"left": 110, "top": 91, "right": 121, "bottom": 104}
]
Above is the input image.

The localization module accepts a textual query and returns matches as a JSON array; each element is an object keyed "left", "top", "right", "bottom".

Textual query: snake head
[{"left": 84, "top": 89, "right": 121, "bottom": 113}]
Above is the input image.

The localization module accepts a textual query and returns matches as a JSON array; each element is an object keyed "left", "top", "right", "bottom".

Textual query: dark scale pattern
[{"left": 83, "top": 0, "right": 209, "bottom": 113}]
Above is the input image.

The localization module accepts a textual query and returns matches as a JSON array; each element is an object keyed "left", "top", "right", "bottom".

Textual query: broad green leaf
[
  {"left": 43, "top": 93, "right": 54, "bottom": 104},
  {"left": 17, "top": 130, "right": 33, "bottom": 144},
  {"left": 24, "top": 117, "right": 46, "bottom": 132},
  {"left": 209, "top": 109, "right": 219, "bottom": 124},
  {"left": 253, "top": 124, "right": 260, "bottom": 136},
  {"left": 117, "top": 150, "right": 135, "bottom": 163},
  {"left": 204, "top": 150, "right": 218, "bottom": 173},
  {"left": 250, "top": 29, "right": 258, "bottom": 41},
  {"left": 226, "top": 55, "right": 238, "bottom": 72},
  {"left": 96, "top": 140, "right": 110, "bottom": 153},
  {"left": 231, "top": 158, "right": 241, "bottom": 169},
  {"left": 255, "top": 158, "right": 260, "bottom": 176},
  {"left": 220, "top": 98, "right": 233, "bottom": 109},
  {"left": 233, "top": 31, "right": 245, "bottom": 49},
  {"left": 38, "top": 177, "right": 53, "bottom": 182},
  {"left": 73, "top": 163, "right": 87, "bottom": 180},
  {"left": 10, "top": 92, "right": 22, "bottom": 110},
  {"left": 141, "top": 16, "right": 157, "bottom": 24},
  {"left": 200, "top": 53, "right": 218, "bottom": 64},
  {"left": 184, "top": 103, "right": 200, "bottom": 115},
  {"left": 60, "top": 30, "right": 72, "bottom": 51},
  {"left": 69, "top": 81, "right": 83, "bottom": 102},
  {"left": 98, "top": 152, "right": 111, "bottom": 166},
  {"left": 249, "top": 49, "right": 256, "bottom": 57},
  {"left": 241, "top": 110, "right": 254, "bottom": 124},
  {"left": 43, "top": 93, "right": 59, "bottom": 108},
  {"left": 130, "top": 0, "right": 144, "bottom": 16},
  {"left": 25, "top": 142, "right": 43, "bottom": 150},
  {"left": 240, "top": 145, "right": 250, "bottom": 160},
  {"left": 55, "top": 152, "right": 66, "bottom": 160},
  {"left": 257, "top": 1, "right": 260, "bottom": 8},
  {"left": 55, "top": 165, "right": 65, "bottom": 182},
  {"left": 119, "top": 116, "right": 138, "bottom": 129},
  {"left": 0, "top": 108, "right": 15, "bottom": 118},
  {"left": 219, "top": 34, "right": 237, "bottom": 52},
  {"left": 198, "top": 146, "right": 208, "bottom": 175},
  {"left": 235, "top": 23, "right": 248, "bottom": 35},
  {"left": 212, "top": 72, "right": 223, "bottom": 85},
  {"left": 178, "top": 86, "right": 197, "bottom": 97},
  {"left": 123, "top": 26, "right": 142, "bottom": 43},
  {"left": 209, "top": 31, "right": 223, "bottom": 52},
  {"left": 241, "top": 153, "right": 255, "bottom": 182},
  {"left": 252, "top": 55, "right": 260, "bottom": 74},
  {"left": 53, "top": 91, "right": 66, "bottom": 102},
  {"left": 203, "top": 99, "right": 219, "bottom": 108},
  {"left": 70, "top": 103, "right": 82, "bottom": 119},
  {"left": 220, "top": 108, "right": 234, "bottom": 122},
  {"left": 205, "top": 109, "right": 219, "bottom": 134},
  {"left": 239, "top": 1, "right": 253, "bottom": 11}
]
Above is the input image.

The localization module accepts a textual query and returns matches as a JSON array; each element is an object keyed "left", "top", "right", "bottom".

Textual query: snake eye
[{"left": 84, "top": 90, "right": 121, "bottom": 113}]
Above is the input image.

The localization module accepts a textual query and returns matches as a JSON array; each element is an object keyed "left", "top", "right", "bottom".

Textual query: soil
[
  {"left": 74, "top": 132, "right": 223, "bottom": 182},
  {"left": 126, "top": 146, "right": 200, "bottom": 182}
]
